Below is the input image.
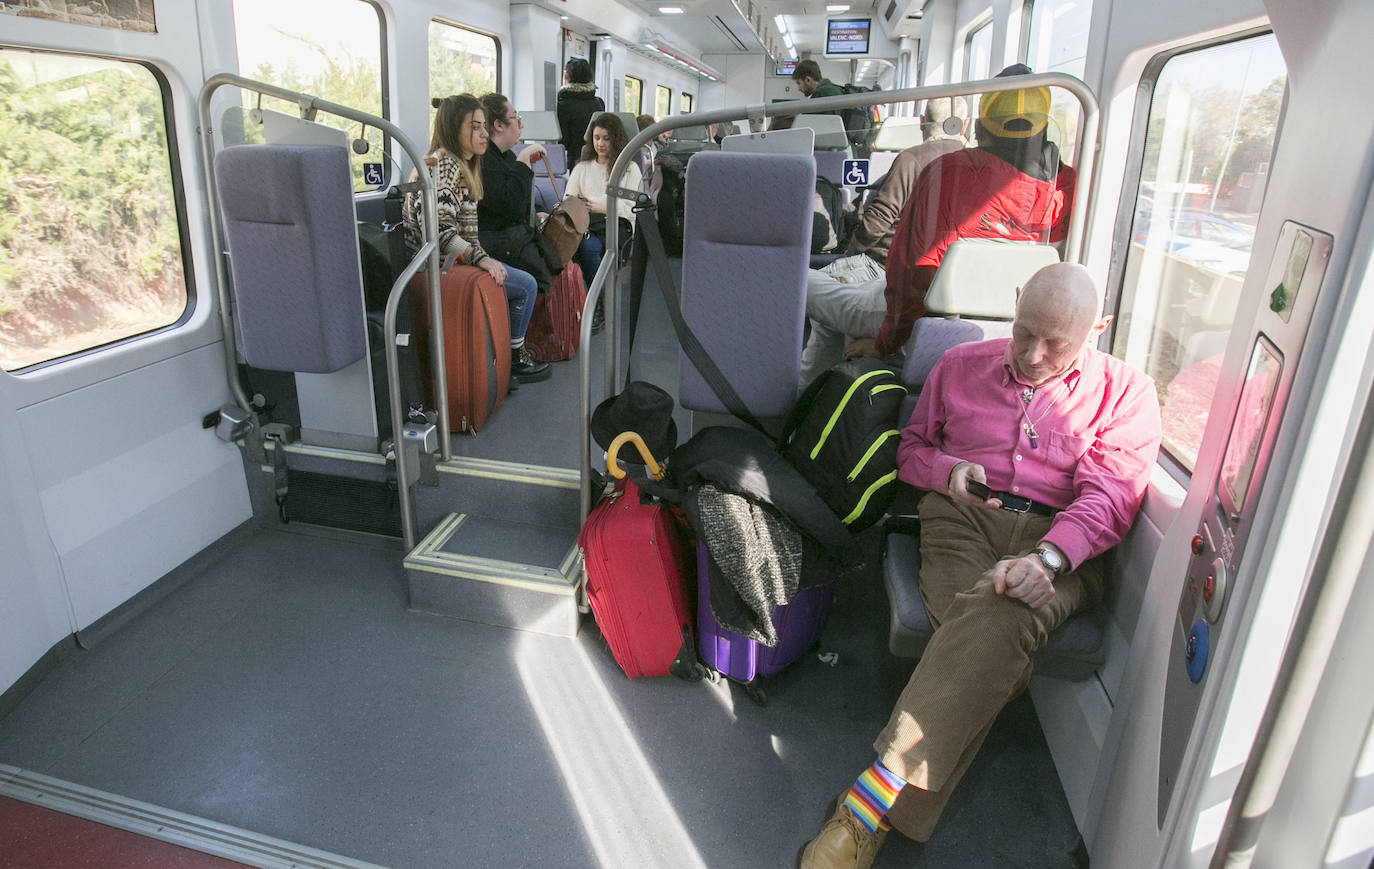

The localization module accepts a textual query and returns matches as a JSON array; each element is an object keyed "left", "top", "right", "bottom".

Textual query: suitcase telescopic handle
[{"left": 606, "top": 432, "right": 665, "bottom": 481}]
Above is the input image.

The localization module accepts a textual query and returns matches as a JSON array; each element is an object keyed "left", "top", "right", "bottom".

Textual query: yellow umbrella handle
[{"left": 606, "top": 432, "right": 665, "bottom": 481}]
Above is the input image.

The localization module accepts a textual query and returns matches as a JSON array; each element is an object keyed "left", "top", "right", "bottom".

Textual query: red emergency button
[
  {"left": 1203, "top": 573, "right": 1216, "bottom": 603},
  {"left": 1191, "top": 534, "right": 1205, "bottom": 555}
]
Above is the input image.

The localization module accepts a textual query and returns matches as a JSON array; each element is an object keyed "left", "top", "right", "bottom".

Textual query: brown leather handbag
[{"left": 539, "top": 157, "right": 590, "bottom": 265}]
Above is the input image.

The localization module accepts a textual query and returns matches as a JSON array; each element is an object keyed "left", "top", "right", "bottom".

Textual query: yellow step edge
[{"left": 436, "top": 456, "right": 579, "bottom": 490}]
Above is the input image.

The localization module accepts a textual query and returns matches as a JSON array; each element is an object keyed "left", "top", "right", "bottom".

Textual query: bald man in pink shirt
[{"left": 800, "top": 263, "right": 1161, "bottom": 869}]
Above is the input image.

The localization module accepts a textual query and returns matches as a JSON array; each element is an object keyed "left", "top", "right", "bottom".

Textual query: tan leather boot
[{"left": 798, "top": 795, "right": 888, "bottom": 869}]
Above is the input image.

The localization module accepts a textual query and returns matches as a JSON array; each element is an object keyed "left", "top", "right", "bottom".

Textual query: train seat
[
  {"left": 677, "top": 151, "right": 816, "bottom": 427},
  {"left": 518, "top": 110, "right": 561, "bottom": 144},
  {"left": 215, "top": 144, "right": 367, "bottom": 374},
  {"left": 215, "top": 142, "right": 385, "bottom": 450},
  {"left": 795, "top": 113, "right": 850, "bottom": 151},
  {"left": 871, "top": 116, "right": 924, "bottom": 151},
  {"left": 664, "top": 123, "right": 717, "bottom": 156},
  {"left": 882, "top": 237, "right": 1103, "bottom": 681}
]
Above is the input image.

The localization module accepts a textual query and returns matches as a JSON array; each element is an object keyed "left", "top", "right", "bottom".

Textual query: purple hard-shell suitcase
[{"left": 695, "top": 543, "right": 833, "bottom": 696}]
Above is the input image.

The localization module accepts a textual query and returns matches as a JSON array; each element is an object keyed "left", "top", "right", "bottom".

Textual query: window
[
  {"left": 231, "top": 0, "right": 388, "bottom": 190},
  {"left": 964, "top": 19, "right": 993, "bottom": 83},
  {"left": 680, "top": 92, "right": 693, "bottom": 114},
  {"left": 0, "top": 48, "right": 190, "bottom": 371},
  {"left": 1111, "top": 34, "right": 1286, "bottom": 472},
  {"left": 655, "top": 85, "right": 672, "bottom": 119},
  {"left": 429, "top": 19, "right": 500, "bottom": 103},
  {"left": 1023, "top": 0, "right": 1093, "bottom": 163},
  {"left": 624, "top": 75, "right": 643, "bottom": 115}
]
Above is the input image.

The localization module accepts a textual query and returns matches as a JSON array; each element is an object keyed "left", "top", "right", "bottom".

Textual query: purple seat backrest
[
  {"left": 678, "top": 152, "right": 814, "bottom": 418},
  {"left": 814, "top": 151, "right": 846, "bottom": 186},
  {"left": 215, "top": 145, "right": 366, "bottom": 373}
]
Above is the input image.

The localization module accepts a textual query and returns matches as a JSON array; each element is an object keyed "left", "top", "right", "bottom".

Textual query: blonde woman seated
[{"left": 402, "top": 94, "right": 550, "bottom": 383}]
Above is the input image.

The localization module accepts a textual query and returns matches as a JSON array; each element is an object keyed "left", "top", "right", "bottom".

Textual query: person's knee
[{"left": 942, "top": 584, "right": 1043, "bottom": 653}]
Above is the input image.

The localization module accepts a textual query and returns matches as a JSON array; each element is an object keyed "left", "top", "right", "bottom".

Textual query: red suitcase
[
  {"left": 579, "top": 476, "right": 698, "bottom": 679},
  {"left": 525, "top": 264, "right": 587, "bottom": 363},
  {"left": 409, "top": 256, "right": 511, "bottom": 433}
]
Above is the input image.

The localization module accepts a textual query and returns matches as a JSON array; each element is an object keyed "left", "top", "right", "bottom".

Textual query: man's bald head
[{"left": 1010, "top": 263, "right": 1111, "bottom": 387}]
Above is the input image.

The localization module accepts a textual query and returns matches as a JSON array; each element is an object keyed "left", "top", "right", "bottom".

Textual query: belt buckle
[{"left": 998, "top": 493, "right": 1033, "bottom": 514}]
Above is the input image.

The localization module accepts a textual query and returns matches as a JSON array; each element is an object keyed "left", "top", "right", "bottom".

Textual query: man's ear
[{"left": 1091, "top": 315, "right": 1114, "bottom": 337}]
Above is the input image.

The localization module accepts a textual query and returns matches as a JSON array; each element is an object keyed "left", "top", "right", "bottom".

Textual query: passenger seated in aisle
[
  {"left": 402, "top": 94, "right": 550, "bottom": 383},
  {"left": 798, "top": 263, "right": 1161, "bottom": 869},
  {"left": 476, "top": 92, "right": 558, "bottom": 295},
  {"left": 800, "top": 97, "right": 969, "bottom": 385},
  {"left": 802, "top": 65, "right": 1076, "bottom": 386},
  {"left": 566, "top": 112, "right": 643, "bottom": 332}
]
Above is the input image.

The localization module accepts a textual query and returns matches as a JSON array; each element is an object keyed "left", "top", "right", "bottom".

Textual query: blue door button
[{"left": 1185, "top": 619, "right": 1210, "bottom": 683}]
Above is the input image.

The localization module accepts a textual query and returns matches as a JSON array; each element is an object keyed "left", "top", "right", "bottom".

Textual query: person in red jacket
[{"left": 844, "top": 64, "right": 1077, "bottom": 361}]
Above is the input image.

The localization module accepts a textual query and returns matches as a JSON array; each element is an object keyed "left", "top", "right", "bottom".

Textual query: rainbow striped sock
[{"left": 842, "top": 760, "right": 905, "bottom": 833}]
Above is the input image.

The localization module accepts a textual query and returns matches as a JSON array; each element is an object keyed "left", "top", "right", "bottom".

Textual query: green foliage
[
  {"left": 0, "top": 53, "right": 185, "bottom": 353},
  {"left": 428, "top": 27, "right": 499, "bottom": 104}
]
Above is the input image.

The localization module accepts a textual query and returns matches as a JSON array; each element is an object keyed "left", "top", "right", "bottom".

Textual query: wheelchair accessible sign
[{"left": 843, "top": 159, "right": 869, "bottom": 187}]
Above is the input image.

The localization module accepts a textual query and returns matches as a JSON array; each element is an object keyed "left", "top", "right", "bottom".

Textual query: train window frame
[
  {"left": 654, "top": 84, "right": 672, "bottom": 119},
  {"left": 428, "top": 17, "right": 502, "bottom": 104},
  {"left": 0, "top": 46, "right": 197, "bottom": 374},
  {"left": 624, "top": 75, "right": 644, "bottom": 115},
  {"left": 963, "top": 15, "right": 994, "bottom": 82},
  {"left": 680, "top": 92, "right": 693, "bottom": 113},
  {"left": 230, "top": 0, "right": 391, "bottom": 191},
  {"left": 1105, "top": 28, "right": 1286, "bottom": 479}
]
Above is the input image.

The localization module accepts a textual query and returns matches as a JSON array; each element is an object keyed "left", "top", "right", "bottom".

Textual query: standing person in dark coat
[{"left": 557, "top": 58, "right": 604, "bottom": 160}]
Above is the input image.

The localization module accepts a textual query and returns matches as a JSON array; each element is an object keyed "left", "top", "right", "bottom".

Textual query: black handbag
[{"left": 478, "top": 223, "right": 563, "bottom": 291}]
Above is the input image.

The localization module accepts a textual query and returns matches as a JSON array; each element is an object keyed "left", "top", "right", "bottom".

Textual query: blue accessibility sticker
[
  {"left": 842, "top": 159, "right": 869, "bottom": 187},
  {"left": 363, "top": 163, "right": 385, "bottom": 187}
]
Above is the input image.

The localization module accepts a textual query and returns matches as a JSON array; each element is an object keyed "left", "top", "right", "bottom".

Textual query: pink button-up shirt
[{"left": 897, "top": 339, "right": 1162, "bottom": 570}]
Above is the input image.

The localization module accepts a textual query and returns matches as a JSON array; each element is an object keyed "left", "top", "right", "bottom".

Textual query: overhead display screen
[
  {"left": 826, "top": 18, "right": 871, "bottom": 55},
  {"left": 775, "top": 59, "right": 798, "bottom": 76}
]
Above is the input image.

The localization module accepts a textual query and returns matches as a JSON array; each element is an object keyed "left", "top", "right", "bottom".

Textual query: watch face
[{"left": 1037, "top": 548, "right": 1063, "bottom": 572}]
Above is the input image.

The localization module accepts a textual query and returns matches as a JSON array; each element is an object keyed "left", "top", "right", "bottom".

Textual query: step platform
[{"left": 404, "top": 512, "right": 583, "bottom": 638}]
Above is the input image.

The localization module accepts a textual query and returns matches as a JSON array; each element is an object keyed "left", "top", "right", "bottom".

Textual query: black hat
[{"left": 591, "top": 381, "right": 678, "bottom": 466}]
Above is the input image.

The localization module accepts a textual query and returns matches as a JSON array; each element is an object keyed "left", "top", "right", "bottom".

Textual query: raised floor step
[
  {"left": 404, "top": 512, "right": 583, "bottom": 638},
  {"left": 414, "top": 455, "right": 582, "bottom": 535}
]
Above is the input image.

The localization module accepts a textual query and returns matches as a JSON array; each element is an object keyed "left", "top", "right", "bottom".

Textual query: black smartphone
[{"left": 966, "top": 479, "right": 993, "bottom": 500}]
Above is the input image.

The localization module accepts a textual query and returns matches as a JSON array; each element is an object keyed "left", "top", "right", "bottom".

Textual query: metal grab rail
[
  {"left": 197, "top": 74, "right": 447, "bottom": 549},
  {"left": 579, "top": 73, "right": 1099, "bottom": 521}
]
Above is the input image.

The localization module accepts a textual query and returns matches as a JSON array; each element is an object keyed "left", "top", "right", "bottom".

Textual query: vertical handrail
[
  {"left": 198, "top": 74, "right": 446, "bottom": 549},
  {"left": 580, "top": 74, "right": 1099, "bottom": 521}
]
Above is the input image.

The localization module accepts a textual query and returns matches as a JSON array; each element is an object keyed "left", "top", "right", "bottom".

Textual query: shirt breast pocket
[{"left": 1046, "top": 430, "right": 1091, "bottom": 462}]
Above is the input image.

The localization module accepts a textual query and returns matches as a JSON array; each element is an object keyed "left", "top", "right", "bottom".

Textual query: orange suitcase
[{"left": 410, "top": 257, "right": 511, "bottom": 433}]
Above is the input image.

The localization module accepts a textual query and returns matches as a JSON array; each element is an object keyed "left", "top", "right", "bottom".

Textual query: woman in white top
[{"left": 565, "top": 113, "right": 642, "bottom": 314}]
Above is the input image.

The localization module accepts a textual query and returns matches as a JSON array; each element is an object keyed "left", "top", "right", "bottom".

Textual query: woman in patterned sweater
[{"left": 404, "top": 94, "right": 550, "bottom": 383}]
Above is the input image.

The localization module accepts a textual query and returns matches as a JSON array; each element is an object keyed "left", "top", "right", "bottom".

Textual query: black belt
[{"left": 993, "top": 492, "right": 1057, "bottom": 516}]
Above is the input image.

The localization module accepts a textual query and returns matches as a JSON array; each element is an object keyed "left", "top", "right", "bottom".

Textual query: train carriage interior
[{"left": 3, "top": 0, "right": 1374, "bottom": 867}]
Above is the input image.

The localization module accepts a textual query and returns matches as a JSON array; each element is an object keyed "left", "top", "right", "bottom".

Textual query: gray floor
[{"left": 0, "top": 259, "right": 1084, "bottom": 868}]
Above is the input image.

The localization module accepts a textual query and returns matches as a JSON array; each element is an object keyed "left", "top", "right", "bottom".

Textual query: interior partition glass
[
  {"left": 0, "top": 48, "right": 190, "bottom": 371},
  {"left": 1111, "top": 34, "right": 1286, "bottom": 473},
  {"left": 231, "top": 0, "right": 387, "bottom": 190}
]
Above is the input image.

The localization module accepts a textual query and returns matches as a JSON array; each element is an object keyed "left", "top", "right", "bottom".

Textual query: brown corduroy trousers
[{"left": 876, "top": 492, "right": 1104, "bottom": 842}]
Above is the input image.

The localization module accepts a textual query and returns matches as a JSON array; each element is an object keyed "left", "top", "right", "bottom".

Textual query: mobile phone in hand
[{"left": 966, "top": 479, "right": 993, "bottom": 500}]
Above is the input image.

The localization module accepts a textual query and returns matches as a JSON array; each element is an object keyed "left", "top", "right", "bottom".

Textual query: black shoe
[{"left": 512, "top": 347, "right": 552, "bottom": 383}]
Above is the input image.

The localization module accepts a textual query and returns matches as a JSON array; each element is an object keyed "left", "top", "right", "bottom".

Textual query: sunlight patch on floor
[{"left": 515, "top": 635, "right": 709, "bottom": 869}]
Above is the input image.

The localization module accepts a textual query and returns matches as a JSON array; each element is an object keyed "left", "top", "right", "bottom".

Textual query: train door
[
  {"left": 0, "top": 5, "right": 252, "bottom": 694},
  {"left": 1083, "top": 0, "right": 1374, "bottom": 865}
]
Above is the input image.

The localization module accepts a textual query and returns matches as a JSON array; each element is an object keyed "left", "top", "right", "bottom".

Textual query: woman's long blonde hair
[{"left": 428, "top": 94, "right": 484, "bottom": 200}]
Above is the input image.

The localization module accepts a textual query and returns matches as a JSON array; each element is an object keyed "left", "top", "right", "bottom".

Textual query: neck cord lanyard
[{"left": 1018, "top": 384, "right": 1056, "bottom": 449}]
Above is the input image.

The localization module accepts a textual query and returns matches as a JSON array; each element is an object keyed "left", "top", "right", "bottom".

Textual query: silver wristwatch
[{"left": 1032, "top": 546, "right": 1065, "bottom": 576}]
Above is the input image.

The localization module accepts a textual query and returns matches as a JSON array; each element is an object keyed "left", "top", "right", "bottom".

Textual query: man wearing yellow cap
[{"left": 843, "top": 64, "right": 1077, "bottom": 362}]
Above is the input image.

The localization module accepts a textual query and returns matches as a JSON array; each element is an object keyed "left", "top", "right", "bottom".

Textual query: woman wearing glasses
[{"left": 477, "top": 93, "right": 557, "bottom": 300}]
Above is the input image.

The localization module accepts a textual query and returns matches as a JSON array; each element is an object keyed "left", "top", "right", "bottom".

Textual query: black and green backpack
[{"left": 780, "top": 358, "right": 908, "bottom": 532}]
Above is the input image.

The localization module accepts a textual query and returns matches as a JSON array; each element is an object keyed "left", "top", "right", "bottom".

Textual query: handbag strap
[
  {"left": 539, "top": 155, "right": 566, "bottom": 200},
  {"left": 634, "top": 197, "right": 771, "bottom": 438}
]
